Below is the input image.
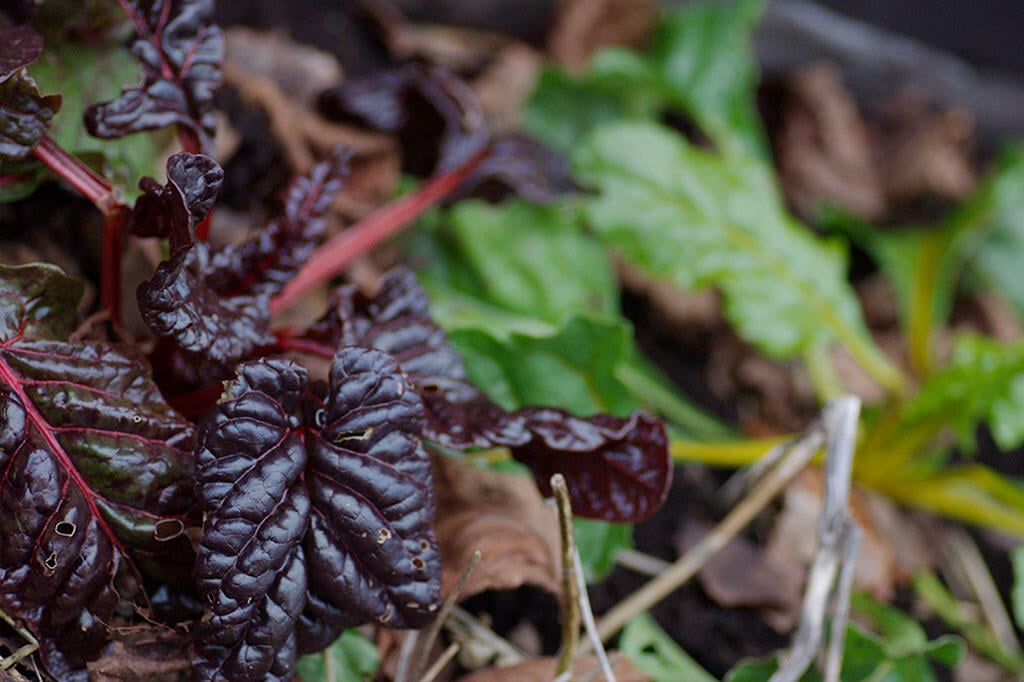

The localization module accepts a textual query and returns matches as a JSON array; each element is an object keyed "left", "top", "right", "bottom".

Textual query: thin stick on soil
[
  {"left": 409, "top": 550, "right": 482, "bottom": 680},
  {"left": 575, "top": 546, "right": 615, "bottom": 682},
  {"left": 592, "top": 423, "right": 828, "bottom": 644},
  {"left": 772, "top": 396, "right": 861, "bottom": 682},
  {"left": 552, "top": 473, "right": 581, "bottom": 682},
  {"left": 824, "top": 524, "right": 861, "bottom": 682},
  {"left": 420, "top": 642, "right": 460, "bottom": 682},
  {"left": 448, "top": 606, "right": 527, "bottom": 665}
]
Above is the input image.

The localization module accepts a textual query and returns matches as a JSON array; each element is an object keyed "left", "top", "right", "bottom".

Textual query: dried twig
[
  {"left": 592, "top": 420, "right": 828, "bottom": 644},
  {"left": 409, "top": 550, "right": 482, "bottom": 680},
  {"left": 575, "top": 546, "right": 616, "bottom": 682},
  {"left": 447, "top": 606, "right": 527, "bottom": 666},
  {"left": 420, "top": 642, "right": 460, "bottom": 682},
  {"left": 772, "top": 395, "right": 861, "bottom": 682},
  {"left": 552, "top": 473, "right": 582, "bottom": 682},
  {"left": 615, "top": 548, "right": 670, "bottom": 577}
]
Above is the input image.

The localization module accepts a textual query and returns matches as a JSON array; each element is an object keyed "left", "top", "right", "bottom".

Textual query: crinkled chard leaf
[
  {"left": 127, "top": 151, "right": 223, "bottom": 250},
  {"left": 308, "top": 268, "right": 672, "bottom": 522},
  {"left": 0, "top": 19, "right": 43, "bottom": 81},
  {"left": 449, "top": 133, "right": 577, "bottom": 204},
  {"left": 84, "top": 0, "right": 222, "bottom": 150},
  {"left": 319, "top": 63, "right": 485, "bottom": 176},
  {"left": 0, "top": 70, "right": 60, "bottom": 162},
  {"left": 137, "top": 243, "right": 273, "bottom": 366},
  {"left": 207, "top": 148, "right": 350, "bottom": 297},
  {"left": 0, "top": 264, "right": 195, "bottom": 680},
  {"left": 194, "top": 348, "right": 440, "bottom": 681},
  {"left": 137, "top": 152, "right": 349, "bottom": 367}
]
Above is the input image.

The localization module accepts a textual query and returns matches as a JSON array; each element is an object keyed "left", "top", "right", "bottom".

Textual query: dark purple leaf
[
  {"left": 127, "top": 152, "right": 223, "bottom": 252},
  {"left": 137, "top": 243, "right": 272, "bottom": 366},
  {"left": 193, "top": 359, "right": 309, "bottom": 681},
  {"left": 319, "top": 63, "right": 487, "bottom": 176},
  {"left": 307, "top": 267, "right": 672, "bottom": 522},
  {"left": 136, "top": 151, "right": 351, "bottom": 368},
  {"left": 0, "top": 71, "right": 60, "bottom": 162},
  {"left": 207, "top": 147, "right": 351, "bottom": 297},
  {"left": 449, "top": 132, "right": 577, "bottom": 204},
  {"left": 84, "top": 0, "right": 222, "bottom": 150},
  {"left": 194, "top": 349, "right": 441, "bottom": 680},
  {"left": 0, "top": 18, "right": 43, "bottom": 81},
  {"left": 0, "top": 264, "right": 195, "bottom": 680}
]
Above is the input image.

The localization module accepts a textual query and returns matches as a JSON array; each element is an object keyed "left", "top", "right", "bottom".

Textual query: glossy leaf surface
[
  {"left": 137, "top": 152, "right": 348, "bottom": 367},
  {"left": 0, "top": 264, "right": 195, "bottom": 680},
  {"left": 0, "top": 71, "right": 60, "bottom": 161},
  {"left": 308, "top": 268, "right": 672, "bottom": 522},
  {"left": 0, "top": 18, "right": 43, "bottom": 80},
  {"left": 84, "top": 0, "right": 222, "bottom": 149},
  {"left": 194, "top": 348, "right": 441, "bottom": 681}
]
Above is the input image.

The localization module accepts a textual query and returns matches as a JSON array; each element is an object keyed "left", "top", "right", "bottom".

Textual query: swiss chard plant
[{"left": 0, "top": 3, "right": 672, "bottom": 680}]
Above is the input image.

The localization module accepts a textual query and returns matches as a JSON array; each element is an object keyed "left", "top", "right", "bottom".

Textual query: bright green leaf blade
[
  {"left": 875, "top": 464, "right": 1024, "bottom": 537},
  {"left": 574, "top": 517, "right": 633, "bottom": 583},
  {"left": 650, "top": 0, "right": 768, "bottom": 158},
  {"left": 968, "top": 144, "right": 1024, "bottom": 318},
  {"left": 524, "top": 48, "right": 663, "bottom": 154},
  {"left": 851, "top": 592, "right": 929, "bottom": 655},
  {"left": 30, "top": 41, "right": 167, "bottom": 197},
  {"left": 1013, "top": 545, "right": 1024, "bottom": 633},
  {"left": 450, "top": 316, "right": 640, "bottom": 416},
  {"left": 295, "top": 629, "right": 380, "bottom": 682},
  {"left": 620, "top": 613, "right": 716, "bottom": 682},
  {"left": 421, "top": 199, "right": 618, "bottom": 330},
  {"left": 903, "top": 334, "right": 1024, "bottom": 451},
  {"left": 575, "top": 121, "right": 902, "bottom": 391}
]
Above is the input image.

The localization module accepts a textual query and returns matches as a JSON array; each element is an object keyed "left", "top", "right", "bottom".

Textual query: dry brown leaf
[
  {"left": 777, "top": 63, "right": 886, "bottom": 221},
  {"left": 85, "top": 626, "right": 190, "bottom": 681},
  {"left": 224, "top": 27, "right": 342, "bottom": 105},
  {"left": 547, "top": 0, "right": 656, "bottom": 72},
  {"left": 884, "top": 107, "right": 977, "bottom": 204},
  {"left": 765, "top": 469, "right": 935, "bottom": 605},
  {"left": 677, "top": 522, "right": 804, "bottom": 633},
  {"left": 431, "top": 452, "right": 562, "bottom": 601},
  {"left": 472, "top": 43, "right": 544, "bottom": 132},
  {"left": 458, "top": 654, "right": 649, "bottom": 682}
]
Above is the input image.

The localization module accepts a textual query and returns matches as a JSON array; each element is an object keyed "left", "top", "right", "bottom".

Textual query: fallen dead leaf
[
  {"left": 472, "top": 42, "right": 544, "bottom": 132},
  {"left": 678, "top": 521, "right": 805, "bottom": 633},
  {"left": 777, "top": 63, "right": 886, "bottom": 221},
  {"left": 458, "top": 653, "right": 649, "bottom": 682},
  {"left": 224, "top": 26, "right": 342, "bottom": 105},
  {"left": 547, "top": 0, "right": 656, "bottom": 72},
  {"left": 764, "top": 468, "right": 935, "bottom": 605},
  {"left": 884, "top": 107, "right": 977, "bottom": 204},
  {"left": 85, "top": 626, "right": 190, "bottom": 681},
  {"left": 431, "top": 452, "right": 562, "bottom": 601}
]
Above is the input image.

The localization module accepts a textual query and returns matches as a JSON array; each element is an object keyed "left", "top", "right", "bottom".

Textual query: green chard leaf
[
  {"left": 524, "top": 0, "right": 768, "bottom": 158},
  {"left": 295, "top": 629, "right": 380, "bottom": 682},
  {"left": 619, "top": 613, "right": 716, "bottom": 682},
  {"left": 966, "top": 143, "right": 1024, "bottom": 317},
  {"left": 647, "top": 0, "right": 767, "bottom": 158},
  {"left": 574, "top": 121, "right": 902, "bottom": 391},
  {"left": 903, "top": 334, "right": 1024, "bottom": 451}
]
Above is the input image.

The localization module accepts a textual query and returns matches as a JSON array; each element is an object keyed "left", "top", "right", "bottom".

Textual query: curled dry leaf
[
  {"left": 547, "top": 0, "right": 657, "bottom": 72},
  {"left": 431, "top": 451, "right": 561, "bottom": 600},
  {"left": 85, "top": 626, "right": 190, "bottom": 682},
  {"left": 777, "top": 63, "right": 885, "bottom": 221}
]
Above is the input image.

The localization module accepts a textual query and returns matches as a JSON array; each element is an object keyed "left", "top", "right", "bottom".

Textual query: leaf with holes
[
  {"left": 305, "top": 267, "right": 671, "bottom": 522},
  {"left": 0, "top": 264, "right": 195, "bottom": 681},
  {"left": 84, "top": 0, "right": 223, "bottom": 150},
  {"left": 194, "top": 348, "right": 441, "bottom": 681}
]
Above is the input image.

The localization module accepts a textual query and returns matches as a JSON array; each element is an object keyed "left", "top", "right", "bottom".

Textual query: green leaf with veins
[
  {"left": 902, "top": 334, "right": 1024, "bottom": 451},
  {"left": 29, "top": 41, "right": 167, "bottom": 197},
  {"left": 525, "top": 0, "right": 767, "bottom": 158},
  {"left": 420, "top": 199, "right": 617, "bottom": 332},
  {"left": 296, "top": 629, "right": 380, "bottom": 682},
  {"left": 965, "top": 144, "right": 1024, "bottom": 317},
  {"left": 575, "top": 121, "right": 903, "bottom": 391},
  {"left": 620, "top": 613, "right": 716, "bottom": 682},
  {"left": 648, "top": 0, "right": 767, "bottom": 158}
]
